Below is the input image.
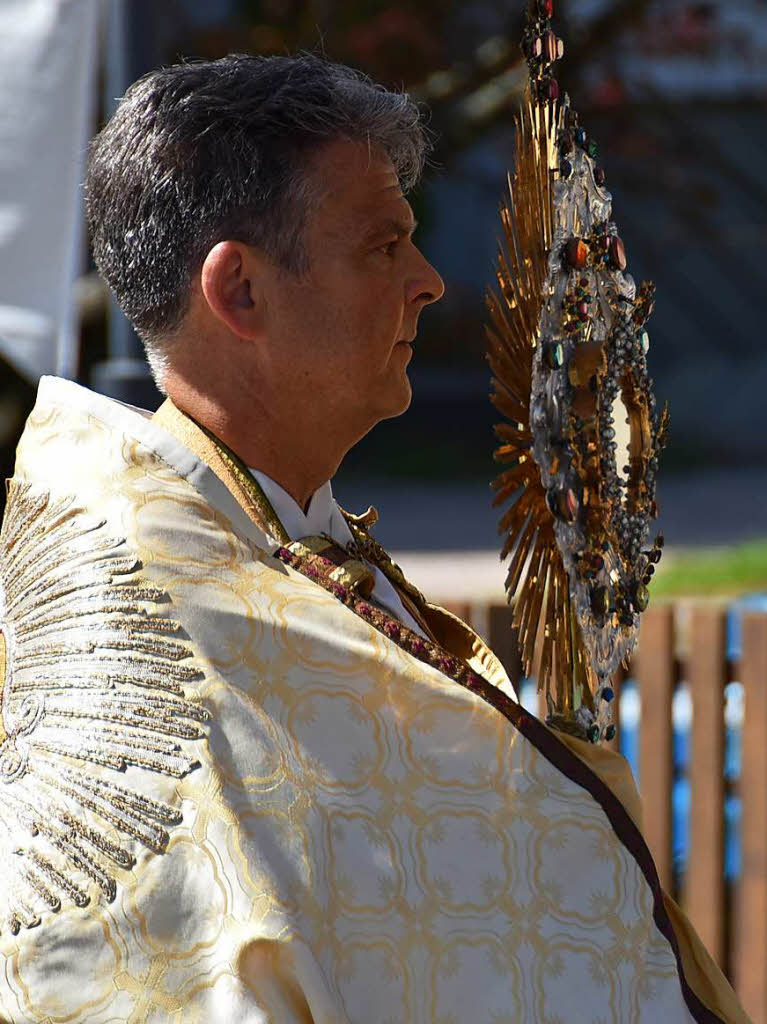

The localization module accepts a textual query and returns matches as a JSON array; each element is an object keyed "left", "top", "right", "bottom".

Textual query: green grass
[{"left": 652, "top": 538, "right": 767, "bottom": 599}]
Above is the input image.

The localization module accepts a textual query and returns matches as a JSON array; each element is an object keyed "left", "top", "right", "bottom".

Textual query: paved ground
[{"left": 333, "top": 467, "right": 766, "bottom": 603}]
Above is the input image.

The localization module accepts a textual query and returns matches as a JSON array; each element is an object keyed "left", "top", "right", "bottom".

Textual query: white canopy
[{"left": 0, "top": 0, "right": 100, "bottom": 381}]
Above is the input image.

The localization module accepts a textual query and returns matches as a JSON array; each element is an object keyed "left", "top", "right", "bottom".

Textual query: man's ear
[{"left": 200, "top": 241, "right": 264, "bottom": 339}]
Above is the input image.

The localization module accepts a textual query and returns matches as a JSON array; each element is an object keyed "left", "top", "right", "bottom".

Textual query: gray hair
[{"left": 85, "top": 53, "right": 430, "bottom": 375}]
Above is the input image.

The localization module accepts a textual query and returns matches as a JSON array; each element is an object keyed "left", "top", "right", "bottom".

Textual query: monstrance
[{"left": 488, "top": 0, "right": 668, "bottom": 742}]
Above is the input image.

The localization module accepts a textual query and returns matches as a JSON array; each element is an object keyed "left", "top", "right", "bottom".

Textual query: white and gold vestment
[{"left": 0, "top": 377, "right": 747, "bottom": 1023}]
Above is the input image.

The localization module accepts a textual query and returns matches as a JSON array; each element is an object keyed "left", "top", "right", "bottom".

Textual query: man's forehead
[
  {"left": 311, "top": 139, "right": 410, "bottom": 222},
  {"left": 314, "top": 137, "right": 398, "bottom": 183}
]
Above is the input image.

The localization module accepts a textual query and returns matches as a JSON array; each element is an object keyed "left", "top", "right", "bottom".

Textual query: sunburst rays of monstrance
[{"left": 488, "top": 0, "right": 668, "bottom": 743}]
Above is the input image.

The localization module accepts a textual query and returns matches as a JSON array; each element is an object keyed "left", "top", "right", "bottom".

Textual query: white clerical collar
[{"left": 249, "top": 469, "right": 350, "bottom": 544}]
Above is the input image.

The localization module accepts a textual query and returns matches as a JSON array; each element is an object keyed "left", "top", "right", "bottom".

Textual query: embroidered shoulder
[{"left": 0, "top": 481, "right": 207, "bottom": 935}]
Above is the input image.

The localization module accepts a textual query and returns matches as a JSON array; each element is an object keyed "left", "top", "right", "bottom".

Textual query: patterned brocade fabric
[{"left": 0, "top": 378, "right": 747, "bottom": 1024}]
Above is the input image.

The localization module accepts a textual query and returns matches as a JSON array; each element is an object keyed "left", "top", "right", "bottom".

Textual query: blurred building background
[{"left": 0, "top": 0, "right": 765, "bottom": 569}]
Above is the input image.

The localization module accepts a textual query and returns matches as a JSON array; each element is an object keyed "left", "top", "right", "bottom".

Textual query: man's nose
[{"left": 409, "top": 250, "right": 445, "bottom": 306}]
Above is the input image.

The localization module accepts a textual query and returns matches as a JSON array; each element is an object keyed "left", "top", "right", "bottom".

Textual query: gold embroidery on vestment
[
  {"left": 0, "top": 481, "right": 206, "bottom": 935},
  {"left": 328, "top": 561, "right": 375, "bottom": 599}
]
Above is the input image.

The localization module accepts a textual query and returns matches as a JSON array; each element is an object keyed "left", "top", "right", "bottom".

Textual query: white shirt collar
[
  {"left": 249, "top": 469, "right": 353, "bottom": 547},
  {"left": 248, "top": 467, "right": 429, "bottom": 639}
]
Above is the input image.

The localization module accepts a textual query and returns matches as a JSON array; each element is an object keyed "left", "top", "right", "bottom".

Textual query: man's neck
[{"left": 164, "top": 379, "right": 344, "bottom": 510}]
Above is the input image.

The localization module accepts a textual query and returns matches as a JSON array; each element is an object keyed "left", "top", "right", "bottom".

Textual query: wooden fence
[{"left": 443, "top": 601, "right": 767, "bottom": 1024}]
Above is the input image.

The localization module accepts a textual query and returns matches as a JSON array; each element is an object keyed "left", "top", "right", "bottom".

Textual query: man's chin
[
  {"left": 367, "top": 371, "right": 412, "bottom": 427},
  {"left": 385, "top": 371, "right": 413, "bottom": 418}
]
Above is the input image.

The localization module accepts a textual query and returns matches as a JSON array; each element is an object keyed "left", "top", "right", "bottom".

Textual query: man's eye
[{"left": 378, "top": 240, "right": 398, "bottom": 256}]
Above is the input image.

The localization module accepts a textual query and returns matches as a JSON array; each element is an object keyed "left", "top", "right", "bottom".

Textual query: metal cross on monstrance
[{"left": 488, "top": 0, "right": 669, "bottom": 743}]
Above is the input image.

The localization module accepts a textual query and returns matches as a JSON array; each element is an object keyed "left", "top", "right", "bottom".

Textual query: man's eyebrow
[{"left": 363, "top": 216, "right": 419, "bottom": 242}]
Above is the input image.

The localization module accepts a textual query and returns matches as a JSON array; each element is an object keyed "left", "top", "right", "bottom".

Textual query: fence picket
[
  {"left": 735, "top": 613, "right": 767, "bottom": 1020},
  {"left": 637, "top": 605, "right": 675, "bottom": 889},
  {"left": 686, "top": 606, "right": 727, "bottom": 967}
]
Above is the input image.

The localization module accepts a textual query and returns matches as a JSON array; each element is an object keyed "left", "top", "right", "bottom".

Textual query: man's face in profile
[{"left": 259, "top": 139, "right": 444, "bottom": 440}]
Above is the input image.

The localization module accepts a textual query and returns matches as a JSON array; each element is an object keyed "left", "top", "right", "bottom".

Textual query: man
[{"left": 0, "top": 54, "right": 746, "bottom": 1023}]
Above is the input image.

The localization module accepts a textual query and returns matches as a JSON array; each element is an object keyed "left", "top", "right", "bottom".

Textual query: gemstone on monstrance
[
  {"left": 546, "top": 486, "right": 579, "bottom": 523},
  {"left": 590, "top": 585, "right": 610, "bottom": 620},
  {"left": 609, "top": 236, "right": 627, "bottom": 271},
  {"left": 566, "top": 238, "right": 589, "bottom": 270},
  {"left": 632, "top": 583, "right": 650, "bottom": 612},
  {"left": 543, "top": 341, "right": 564, "bottom": 369}
]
